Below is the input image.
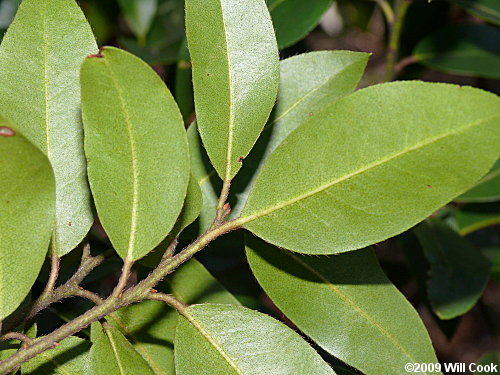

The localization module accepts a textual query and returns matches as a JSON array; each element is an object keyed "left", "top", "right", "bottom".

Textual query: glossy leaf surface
[
  {"left": 109, "top": 259, "right": 238, "bottom": 374},
  {"left": 89, "top": 322, "right": 155, "bottom": 374},
  {"left": 0, "top": 123, "right": 55, "bottom": 320},
  {"left": 81, "top": 47, "right": 190, "bottom": 261},
  {"left": 230, "top": 51, "right": 369, "bottom": 217},
  {"left": 0, "top": 0, "right": 97, "bottom": 256},
  {"left": 456, "top": 159, "right": 500, "bottom": 203},
  {"left": 246, "top": 236, "right": 439, "bottom": 375},
  {"left": 414, "top": 220, "right": 491, "bottom": 319},
  {"left": 413, "top": 24, "right": 500, "bottom": 79},
  {"left": 117, "top": 0, "right": 157, "bottom": 41},
  {"left": 185, "top": 0, "right": 280, "bottom": 180},
  {"left": 175, "top": 304, "right": 335, "bottom": 375},
  {"left": 267, "top": 0, "right": 332, "bottom": 48},
  {"left": 23, "top": 336, "right": 90, "bottom": 375},
  {"left": 241, "top": 82, "right": 500, "bottom": 254}
]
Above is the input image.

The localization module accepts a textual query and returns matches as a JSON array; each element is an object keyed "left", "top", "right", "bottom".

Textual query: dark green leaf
[
  {"left": 81, "top": 47, "right": 190, "bottom": 261},
  {"left": 0, "top": 121, "right": 55, "bottom": 320},
  {"left": 456, "top": 159, "right": 500, "bottom": 203},
  {"left": 446, "top": 0, "right": 500, "bottom": 25},
  {"left": 22, "top": 336, "right": 90, "bottom": 375},
  {"left": 175, "top": 40, "right": 194, "bottom": 120},
  {"left": 454, "top": 203, "right": 500, "bottom": 235},
  {"left": 246, "top": 235, "right": 439, "bottom": 375},
  {"left": 89, "top": 322, "right": 155, "bottom": 374},
  {"left": 267, "top": 0, "right": 332, "bottom": 48},
  {"left": 240, "top": 82, "right": 500, "bottom": 255},
  {"left": 186, "top": 0, "right": 280, "bottom": 180},
  {"left": 0, "top": 0, "right": 20, "bottom": 29},
  {"left": 414, "top": 220, "right": 491, "bottom": 319},
  {"left": 0, "top": 0, "right": 97, "bottom": 256},
  {"left": 413, "top": 24, "right": 500, "bottom": 79},
  {"left": 175, "top": 304, "right": 335, "bottom": 375}
]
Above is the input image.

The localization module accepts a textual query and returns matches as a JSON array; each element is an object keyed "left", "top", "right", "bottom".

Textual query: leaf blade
[
  {"left": 185, "top": 0, "right": 280, "bottom": 180},
  {"left": 0, "top": 121, "right": 55, "bottom": 320},
  {"left": 245, "top": 235, "right": 440, "bottom": 375},
  {"left": 0, "top": 0, "right": 97, "bottom": 256},
  {"left": 241, "top": 82, "right": 500, "bottom": 254},
  {"left": 81, "top": 47, "right": 190, "bottom": 260}
]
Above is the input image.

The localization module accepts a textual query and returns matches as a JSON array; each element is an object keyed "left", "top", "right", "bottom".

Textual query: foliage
[{"left": 0, "top": 0, "right": 499, "bottom": 374}]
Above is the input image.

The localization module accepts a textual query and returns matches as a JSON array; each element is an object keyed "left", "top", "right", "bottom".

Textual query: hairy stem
[
  {"left": 384, "top": 0, "right": 412, "bottom": 82},
  {"left": 0, "top": 218, "right": 241, "bottom": 374},
  {"left": 0, "top": 332, "right": 34, "bottom": 347}
]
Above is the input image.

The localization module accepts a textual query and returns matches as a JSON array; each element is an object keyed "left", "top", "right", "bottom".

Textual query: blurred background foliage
[{"left": 0, "top": 0, "right": 498, "bottom": 373}]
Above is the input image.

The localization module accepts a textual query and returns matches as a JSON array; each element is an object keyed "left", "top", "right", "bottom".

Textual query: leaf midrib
[
  {"left": 105, "top": 328, "right": 127, "bottom": 375},
  {"left": 239, "top": 116, "right": 497, "bottom": 225},
  {"left": 102, "top": 57, "right": 139, "bottom": 260},
  {"left": 284, "top": 251, "right": 422, "bottom": 367},
  {"left": 183, "top": 311, "right": 244, "bottom": 375}
]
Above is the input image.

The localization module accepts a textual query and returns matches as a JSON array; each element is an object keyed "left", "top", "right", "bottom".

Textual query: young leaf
[
  {"left": 246, "top": 236, "right": 440, "bottom": 375},
  {"left": 0, "top": 122, "right": 55, "bottom": 320},
  {"left": 175, "top": 304, "right": 335, "bottom": 375},
  {"left": 81, "top": 47, "right": 190, "bottom": 261},
  {"left": 0, "top": 0, "right": 97, "bottom": 256},
  {"left": 230, "top": 51, "right": 370, "bottom": 217},
  {"left": 240, "top": 82, "right": 500, "bottom": 255},
  {"left": 414, "top": 220, "right": 491, "bottom": 319},
  {"left": 185, "top": 0, "right": 280, "bottom": 180},
  {"left": 413, "top": 24, "right": 500, "bottom": 79},
  {"left": 455, "top": 159, "right": 500, "bottom": 203},
  {"left": 22, "top": 336, "right": 90, "bottom": 375},
  {"left": 109, "top": 259, "right": 239, "bottom": 374},
  {"left": 267, "top": 0, "right": 332, "bottom": 48},
  {"left": 89, "top": 322, "right": 155, "bottom": 375},
  {"left": 117, "top": 0, "right": 158, "bottom": 42}
]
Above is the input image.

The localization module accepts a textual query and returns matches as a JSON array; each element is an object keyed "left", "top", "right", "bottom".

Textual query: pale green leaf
[
  {"left": 246, "top": 236, "right": 439, "bottom": 375},
  {"left": 81, "top": 47, "right": 190, "bottom": 261},
  {"left": 0, "top": 0, "right": 97, "bottom": 256},
  {"left": 240, "top": 82, "right": 500, "bottom": 254},
  {"left": 109, "top": 259, "right": 239, "bottom": 374},
  {"left": 89, "top": 322, "right": 155, "bottom": 375},
  {"left": 414, "top": 220, "right": 491, "bottom": 319},
  {"left": 230, "top": 51, "right": 370, "bottom": 217},
  {"left": 0, "top": 121, "right": 55, "bottom": 320},
  {"left": 117, "top": 0, "right": 157, "bottom": 41},
  {"left": 456, "top": 159, "right": 500, "bottom": 203},
  {"left": 175, "top": 304, "right": 335, "bottom": 375},
  {"left": 185, "top": 0, "right": 280, "bottom": 180},
  {"left": 267, "top": 0, "right": 332, "bottom": 48},
  {"left": 23, "top": 336, "right": 90, "bottom": 375}
]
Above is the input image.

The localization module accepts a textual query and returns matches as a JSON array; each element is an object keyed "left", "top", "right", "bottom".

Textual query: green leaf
[
  {"left": 185, "top": 0, "right": 280, "bottom": 180},
  {"left": 267, "top": 0, "right": 332, "bottom": 48},
  {"left": 174, "top": 174, "right": 202, "bottom": 236},
  {"left": 413, "top": 24, "right": 500, "bottom": 79},
  {"left": 456, "top": 159, "right": 500, "bottom": 203},
  {"left": 240, "top": 82, "right": 500, "bottom": 255},
  {"left": 230, "top": 50, "right": 370, "bottom": 217},
  {"left": 0, "top": 0, "right": 20, "bottom": 29},
  {"left": 454, "top": 203, "right": 500, "bottom": 235},
  {"left": 0, "top": 122, "right": 55, "bottom": 320},
  {"left": 109, "top": 259, "right": 238, "bottom": 374},
  {"left": 175, "top": 304, "right": 335, "bottom": 375},
  {"left": 175, "top": 40, "right": 195, "bottom": 120},
  {"left": 0, "top": 0, "right": 97, "bottom": 256},
  {"left": 446, "top": 0, "right": 500, "bottom": 25},
  {"left": 117, "top": 0, "right": 157, "bottom": 41},
  {"left": 22, "top": 336, "right": 90, "bottom": 375},
  {"left": 81, "top": 46, "right": 190, "bottom": 261},
  {"left": 414, "top": 220, "right": 491, "bottom": 319},
  {"left": 89, "top": 322, "right": 155, "bottom": 375},
  {"left": 246, "top": 235, "right": 439, "bottom": 375}
]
